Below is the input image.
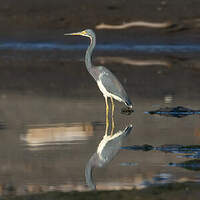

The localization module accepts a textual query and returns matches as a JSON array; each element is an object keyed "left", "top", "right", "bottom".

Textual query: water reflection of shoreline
[
  {"left": 20, "top": 122, "right": 94, "bottom": 149},
  {"left": 96, "top": 56, "right": 170, "bottom": 67},
  {"left": 96, "top": 21, "right": 172, "bottom": 30},
  {"left": 95, "top": 56, "right": 200, "bottom": 71},
  {"left": 96, "top": 18, "right": 200, "bottom": 32},
  {"left": 0, "top": 174, "right": 197, "bottom": 196}
]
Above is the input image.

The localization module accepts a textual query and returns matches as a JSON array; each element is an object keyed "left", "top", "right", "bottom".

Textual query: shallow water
[
  {"left": 1, "top": 42, "right": 200, "bottom": 53},
  {"left": 0, "top": 40, "right": 200, "bottom": 195}
]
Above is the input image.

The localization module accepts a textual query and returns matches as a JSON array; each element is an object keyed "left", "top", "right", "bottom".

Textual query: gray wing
[{"left": 97, "top": 66, "right": 129, "bottom": 102}]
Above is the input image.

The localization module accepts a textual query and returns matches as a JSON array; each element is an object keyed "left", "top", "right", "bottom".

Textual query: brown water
[{"left": 0, "top": 42, "right": 200, "bottom": 196}]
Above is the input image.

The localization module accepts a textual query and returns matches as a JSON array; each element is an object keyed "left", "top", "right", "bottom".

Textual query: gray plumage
[{"left": 94, "top": 66, "right": 132, "bottom": 107}]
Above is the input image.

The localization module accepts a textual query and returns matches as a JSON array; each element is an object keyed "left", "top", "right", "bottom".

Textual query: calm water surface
[{"left": 0, "top": 41, "right": 200, "bottom": 195}]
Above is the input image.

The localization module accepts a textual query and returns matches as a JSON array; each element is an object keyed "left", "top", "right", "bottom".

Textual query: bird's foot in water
[{"left": 121, "top": 107, "right": 134, "bottom": 115}]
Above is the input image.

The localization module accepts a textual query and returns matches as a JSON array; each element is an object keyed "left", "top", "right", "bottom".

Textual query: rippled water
[{"left": 0, "top": 40, "right": 200, "bottom": 195}]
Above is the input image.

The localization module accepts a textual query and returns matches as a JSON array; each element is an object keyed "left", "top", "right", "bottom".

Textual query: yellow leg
[
  {"left": 104, "top": 96, "right": 109, "bottom": 136},
  {"left": 110, "top": 97, "right": 115, "bottom": 136}
]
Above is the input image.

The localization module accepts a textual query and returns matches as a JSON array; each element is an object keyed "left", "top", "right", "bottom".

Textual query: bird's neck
[{"left": 85, "top": 35, "right": 96, "bottom": 72}]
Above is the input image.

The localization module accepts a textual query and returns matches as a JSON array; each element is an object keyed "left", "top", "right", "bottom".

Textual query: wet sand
[{"left": 1, "top": 52, "right": 200, "bottom": 100}]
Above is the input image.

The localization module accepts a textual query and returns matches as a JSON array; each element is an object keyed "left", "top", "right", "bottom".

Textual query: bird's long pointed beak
[
  {"left": 64, "top": 32, "right": 81, "bottom": 36},
  {"left": 64, "top": 31, "right": 87, "bottom": 36}
]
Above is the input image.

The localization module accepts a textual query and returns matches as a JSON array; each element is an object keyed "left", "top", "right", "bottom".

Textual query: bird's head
[{"left": 64, "top": 29, "right": 95, "bottom": 38}]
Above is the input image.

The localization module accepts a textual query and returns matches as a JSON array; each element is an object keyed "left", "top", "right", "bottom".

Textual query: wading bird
[{"left": 64, "top": 29, "right": 133, "bottom": 132}]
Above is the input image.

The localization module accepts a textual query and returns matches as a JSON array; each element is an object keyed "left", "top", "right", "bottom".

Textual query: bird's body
[
  {"left": 92, "top": 66, "right": 132, "bottom": 107},
  {"left": 64, "top": 29, "right": 133, "bottom": 108}
]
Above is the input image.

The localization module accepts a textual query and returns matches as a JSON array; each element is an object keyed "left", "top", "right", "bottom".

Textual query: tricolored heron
[
  {"left": 85, "top": 124, "right": 133, "bottom": 190},
  {"left": 64, "top": 29, "right": 133, "bottom": 133}
]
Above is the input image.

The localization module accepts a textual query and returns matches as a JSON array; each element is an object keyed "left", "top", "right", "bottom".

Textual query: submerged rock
[
  {"left": 169, "top": 159, "right": 200, "bottom": 171},
  {"left": 146, "top": 106, "right": 200, "bottom": 118},
  {"left": 121, "top": 144, "right": 154, "bottom": 151},
  {"left": 121, "top": 107, "right": 134, "bottom": 115}
]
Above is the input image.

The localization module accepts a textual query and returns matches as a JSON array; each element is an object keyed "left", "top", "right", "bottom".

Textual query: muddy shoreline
[
  {"left": 3, "top": 182, "right": 200, "bottom": 200},
  {"left": 0, "top": 0, "right": 200, "bottom": 42},
  {"left": 1, "top": 0, "right": 200, "bottom": 29}
]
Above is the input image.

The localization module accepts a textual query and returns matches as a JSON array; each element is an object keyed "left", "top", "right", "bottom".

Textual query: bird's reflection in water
[{"left": 85, "top": 121, "right": 133, "bottom": 190}]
